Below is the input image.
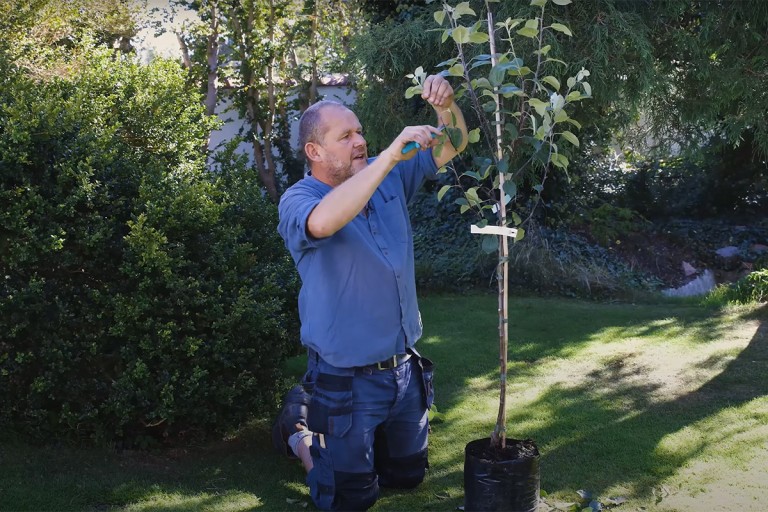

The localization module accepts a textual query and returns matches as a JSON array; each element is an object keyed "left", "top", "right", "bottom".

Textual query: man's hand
[
  {"left": 422, "top": 74, "right": 455, "bottom": 109},
  {"left": 422, "top": 74, "right": 468, "bottom": 167},
  {"left": 382, "top": 125, "right": 444, "bottom": 163}
]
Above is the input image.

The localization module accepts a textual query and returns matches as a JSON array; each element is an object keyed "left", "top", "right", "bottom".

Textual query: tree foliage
[
  {"left": 168, "top": 0, "right": 367, "bottom": 200},
  {"left": 0, "top": 43, "right": 299, "bottom": 445}
]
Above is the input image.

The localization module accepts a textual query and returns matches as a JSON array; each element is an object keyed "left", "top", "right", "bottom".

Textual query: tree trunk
[
  {"left": 309, "top": 0, "right": 319, "bottom": 103},
  {"left": 487, "top": 3, "right": 509, "bottom": 451},
  {"left": 204, "top": 1, "right": 219, "bottom": 118},
  {"left": 176, "top": 33, "right": 192, "bottom": 69}
]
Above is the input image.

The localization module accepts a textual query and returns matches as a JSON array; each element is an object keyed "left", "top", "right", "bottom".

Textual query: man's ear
[{"left": 304, "top": 142, "right": 322, "bottom": 163}]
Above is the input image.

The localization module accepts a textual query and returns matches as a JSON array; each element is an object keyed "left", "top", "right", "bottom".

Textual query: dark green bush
[
  {"left": 0, "top": 48, "right": 299, "bottom": 446},
  {"left": 705, "top": 269, "right": 768, "bottom": 305},
  {"left": 411, "top": 183, "right": 496, "bottom": 291}
]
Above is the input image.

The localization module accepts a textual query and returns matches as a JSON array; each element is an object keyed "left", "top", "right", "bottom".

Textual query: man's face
[{"left": 314, "top": 106, "right": 368, "bottom": 185}]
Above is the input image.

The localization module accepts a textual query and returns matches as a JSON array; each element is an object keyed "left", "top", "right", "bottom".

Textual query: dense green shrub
[
  {"left": 0, "top": 48, "right": 299, "bottom": 445},
  {"left": 705, "top": 269, "right": 768, "bottom": 305},
  {"left": 410, "top": 182, "right": 660, "bottom": 296},
  {"left": 505, "top": 224, "right": 662, "bottom": 298},
  {"left": 411, "top": 184, "right": 496, "bottom": 291}
]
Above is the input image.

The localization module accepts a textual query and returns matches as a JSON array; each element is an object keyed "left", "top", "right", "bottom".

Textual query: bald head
[{"left": 298, "top": 100, "right": 350, "bottom": 151}]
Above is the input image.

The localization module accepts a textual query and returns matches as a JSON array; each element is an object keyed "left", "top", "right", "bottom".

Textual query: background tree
[{"left": 166, "top": 0, "right": 367, "bottom": 200}]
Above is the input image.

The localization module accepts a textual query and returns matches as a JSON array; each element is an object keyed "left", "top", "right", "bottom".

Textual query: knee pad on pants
[
  {"left": 333, "top": 470, "right": 379, "bottom": 511},
  {"left": 375, "top": 445, "right": 428, "bottom": 489}
]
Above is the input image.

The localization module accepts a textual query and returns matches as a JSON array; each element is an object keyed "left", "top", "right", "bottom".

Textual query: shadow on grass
[
  {"left": 419, "top": 296, "right": 767, "bottom": 508},
  {"left": 2, "top": 296, "right": 764, "bottom": 511}
]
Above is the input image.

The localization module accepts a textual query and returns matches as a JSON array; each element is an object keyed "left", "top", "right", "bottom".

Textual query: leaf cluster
[{"left": 0, "top": 44, "right": 299, "bottom": 446}]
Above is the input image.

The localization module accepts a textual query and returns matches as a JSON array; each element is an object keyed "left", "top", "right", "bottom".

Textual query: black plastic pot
[{"left": 463, "top": 437, "right": 540, "bottom": 512}]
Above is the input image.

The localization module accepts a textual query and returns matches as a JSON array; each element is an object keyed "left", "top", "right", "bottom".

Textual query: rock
[
  {"left": 682, "top": 261, "right": 697, "bottom": 276},
  {"left": 715, "top": 245, "right": 741, "bottom": 270},
  {"left": 662, "top": 269, "right": 717, "bottom": 298},
  {"left": 751, "top": 243, "right": 768, "bottom": 254},
  {"left": 715, "top": 246, "right": 740, "bottom": 258}
]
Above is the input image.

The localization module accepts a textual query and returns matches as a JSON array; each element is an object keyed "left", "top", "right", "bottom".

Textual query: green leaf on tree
[
  {"left": 503, "top": 180, "right": 517, "bottom": 200},
  {"left": 552, "top": 0, "right": 572, "bottom": 4},
  {"left": 404, "top": 85, "right": 423, "bottom": 99},
  {"left": 528, "top": 98, "right": 548, "bottom": 116},
  {"left": 514, "top": 227, "right": 526, "bottom": 242},
  {"left": 542, "top": 75, "right": 560, "bottom": 90},
  {"left": 530, "top": 0, "right": 547, "bottom": 6},
  {"left": 551, "top": 153, "right": 569, "bottom": 169},
  {"left": 453, "top": 2, "right": 476, "bottom": 19},
  {"left": 465, "top": 187, "right": 480, "bottom": 205},
  {"left": 566, "top": 90, "right": 582, "bottom": 102},
  {"left": 468, "top": 128, "right": 481, "bottom": 143},
  {"left": 448, "top": 63, "right": 465, "bottom": 77},
  {"left": 481, "top": 235, "right": 498, "bottom": 254},
  {"left": 554, "top": 108, "right": 569, "bottom": 124},
  {"left": 469, "top": 31, "right": 490, "bottom": 44},
  {"left": 452, "top": 25, "right": 471, "bottom": 44},
  {"left": 472, "top": 77, "right": 492, "bottom": 89},
  {"left": 550, "top": 23, "right": 573, "bottom": 36},
  {"left": 436, "top": 57, "right": 458, "bottom": 68},
  {"left": 437, "top": 185, "right": 451, "bottom": 201},
  {"left": 434, "top": 10, "right": 446, "bottom": 26},
  {"left": 499, "top": 84, "right": 524, "bottom": 97},
  {"left": 567, "top": 118, "right": 582, "bottom": 130},
  {"left": 489, "top": 60, "right": 521, "bottom": 86},
  {"left": 445, "top": 126, "right": 464, "bottom": 149},
  {"left": 561, "top": 130, "right": 579, "bottom": 147}
]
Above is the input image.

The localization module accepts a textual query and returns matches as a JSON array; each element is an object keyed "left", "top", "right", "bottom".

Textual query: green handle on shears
[{"left": 401, "top": 127, "right": 444, "bottom": 154}]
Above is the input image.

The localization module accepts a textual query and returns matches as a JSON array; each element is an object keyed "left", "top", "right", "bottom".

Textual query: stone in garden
[
  {"left": 715, "top": 246, "right": 739, "bottom": 258},
  {"left": 682, "top": 261, "right": 697, "bottom": 276},
  {"left": 715, "top": 246, "right": 740, "bottom": 270},
  {"left": 751, "top": 243, "right": 768, "bottom": 254},
  {"left": 662, "top": 269, "right": 716, "bottom": 298}
]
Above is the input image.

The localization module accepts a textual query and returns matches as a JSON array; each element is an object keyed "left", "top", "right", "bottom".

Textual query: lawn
[{"left": 1, "top": 294, "right": 766, "bottom": 511}]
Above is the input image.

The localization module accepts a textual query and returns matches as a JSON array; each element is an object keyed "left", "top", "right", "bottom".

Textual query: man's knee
[
  {"left": 375, "top": 447, "right": 428, "bottom": 489},
  {"left": 333, "top": 470, "right": 379, "bottom": 511}
]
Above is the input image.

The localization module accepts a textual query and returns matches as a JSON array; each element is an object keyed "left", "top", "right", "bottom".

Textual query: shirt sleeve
[
  {"left": 277, "top": 184, "right": 329, "bottom": 254},
  {"left": 394, "top": 149, "right": 439, "bottom": 204}
]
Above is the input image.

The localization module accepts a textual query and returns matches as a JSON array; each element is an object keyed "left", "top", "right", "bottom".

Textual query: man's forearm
[
  {"left": 306, "top": 151, "right": 397, "bottom": 239},
  {"left": 433, "top": 101, "right": 468, "bottom": 167}
]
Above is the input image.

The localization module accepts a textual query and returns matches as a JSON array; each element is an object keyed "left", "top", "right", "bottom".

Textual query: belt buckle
[{"left": 377, "top": 355, "right": 397, "bottom": 371}]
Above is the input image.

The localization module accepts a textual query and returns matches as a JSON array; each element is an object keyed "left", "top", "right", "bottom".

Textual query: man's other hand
[{"left": 422, "top": 74, "right": 454, "bottom": 109}]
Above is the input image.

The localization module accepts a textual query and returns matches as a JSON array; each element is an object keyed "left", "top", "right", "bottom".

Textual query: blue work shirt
[{"left": 277, "top": 150, "right": 438, "bottom": 368}]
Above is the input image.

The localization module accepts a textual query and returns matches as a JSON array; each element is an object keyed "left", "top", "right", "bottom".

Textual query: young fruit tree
[{"left": 406, "top": 0, "right": 590, "bottom": 450}]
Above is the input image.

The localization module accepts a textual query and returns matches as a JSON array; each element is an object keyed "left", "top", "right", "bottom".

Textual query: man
[{"left": 275, "top": 74, "right": 467, "bottom": 511}]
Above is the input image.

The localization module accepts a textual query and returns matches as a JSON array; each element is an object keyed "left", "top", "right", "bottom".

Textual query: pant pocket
[
  {"left": 307, "top": 372, "right": 354, "bottom": 438},
  {"left": 418, "top": 356, "right": 435, "bottom": 410}
]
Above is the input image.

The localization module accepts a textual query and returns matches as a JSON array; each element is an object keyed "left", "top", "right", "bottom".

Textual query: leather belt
[{"left": 367, "top": 351, "right": 412, "bottom": 371}]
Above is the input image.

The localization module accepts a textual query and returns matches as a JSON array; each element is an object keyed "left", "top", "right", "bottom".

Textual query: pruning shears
[{"left": 401, "top": 125, "right": 446, "bottom": 154}]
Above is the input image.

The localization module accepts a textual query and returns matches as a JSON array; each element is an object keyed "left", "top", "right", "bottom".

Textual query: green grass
[{"left": 2, "top": 294, "right": 766, "bottom": 511}]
